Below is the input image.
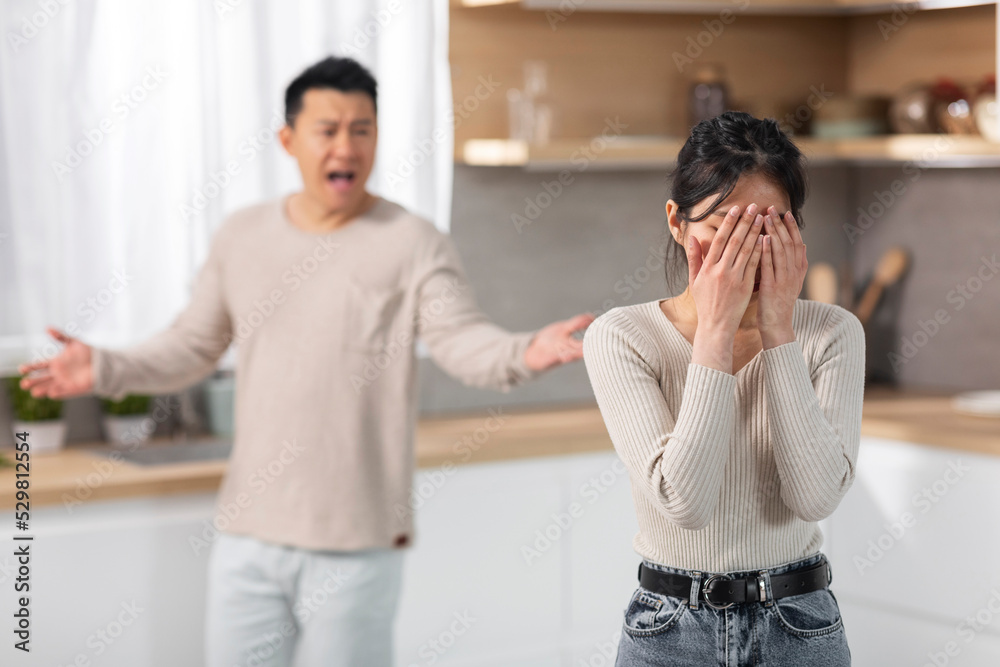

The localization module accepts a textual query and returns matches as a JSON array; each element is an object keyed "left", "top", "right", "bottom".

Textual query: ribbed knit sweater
[
  {"left": 582, "top": 297, "right": 866, "bottom": 572},
  {"left": 91, "top": 195, "right": 542, "bottom": 551}
]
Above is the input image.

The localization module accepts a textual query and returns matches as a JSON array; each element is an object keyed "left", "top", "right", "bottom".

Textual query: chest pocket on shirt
[{"left": 345, "top": 279, "right": 405, "bottom": 353}]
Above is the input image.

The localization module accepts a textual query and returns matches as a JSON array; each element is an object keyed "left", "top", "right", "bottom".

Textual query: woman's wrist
[{"left": 691, "top": 329, "right": 736, "bottom": 375}]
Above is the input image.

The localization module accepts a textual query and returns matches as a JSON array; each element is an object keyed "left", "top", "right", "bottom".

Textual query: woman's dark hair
[
  {"left": 663, "top": 111, "right": 807, "bottom": 295},
  {"left": 285, "top": 56, "right": 378, "bottom": 127}
]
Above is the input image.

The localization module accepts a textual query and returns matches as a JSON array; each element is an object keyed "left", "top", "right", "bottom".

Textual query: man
[{"left": 19, "top": 56, "right": 593, "bottom": 666}]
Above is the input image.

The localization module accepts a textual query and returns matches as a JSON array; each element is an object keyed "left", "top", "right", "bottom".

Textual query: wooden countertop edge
[{"left": 2, "top": 394, "right": 997, "bottom": 509}]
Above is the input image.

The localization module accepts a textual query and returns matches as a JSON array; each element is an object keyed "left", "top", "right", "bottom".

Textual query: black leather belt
[{"left": 638, "top": 560, "right": 831, "bottom": 610}]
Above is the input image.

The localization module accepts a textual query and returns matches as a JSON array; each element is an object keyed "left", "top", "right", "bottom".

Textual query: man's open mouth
[{"left": 326, "top": 170, "right": 356, "bottom": 189}]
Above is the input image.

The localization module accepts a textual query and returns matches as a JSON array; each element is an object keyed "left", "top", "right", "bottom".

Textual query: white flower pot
[
  {"left": 11, "top": 420, "right": 67, "bottom": 453},
  {"left": 102, "top": 414, "right": 154, "bottom": 448}
]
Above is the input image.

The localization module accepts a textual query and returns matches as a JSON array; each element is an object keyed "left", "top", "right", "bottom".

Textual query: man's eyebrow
[{"left": 316, "top": 118, "right": 374, "bottom": 126}]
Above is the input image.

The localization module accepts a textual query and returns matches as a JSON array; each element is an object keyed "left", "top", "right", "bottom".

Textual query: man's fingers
[
  {"left": 18, "top": 360, "right": 50, "bottom": 375},
  {"left": 46, "top": 327, "right": 74, "bottom": 344},
  {"left": 27, "top": 377, "right": 56, "bottom": 398},
  {"left": 563, "top": 313, "right": 595, "bottom": 333},
  {"left": 19, "top": 373, "right": 52, "bottom": 390}
]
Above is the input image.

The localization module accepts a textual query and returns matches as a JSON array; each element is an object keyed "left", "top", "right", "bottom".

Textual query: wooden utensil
[
  {"left": 854, "top": 247, "right": 909, "bottom": 326},
  {"left": 806, "top": 263, "right": 839, "bottom": 304}
]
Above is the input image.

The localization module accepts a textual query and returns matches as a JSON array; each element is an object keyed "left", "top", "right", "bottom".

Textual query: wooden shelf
[
  {"left": 462, "top": 0, "right": 997, "bottom": 15},
  {"left": 460, "top": 135, "right": 1000, "bottom": 169}
]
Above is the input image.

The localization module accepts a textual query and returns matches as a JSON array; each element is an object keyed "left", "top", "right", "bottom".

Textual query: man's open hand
[
  {"left": 523, "top": 313, "right": 596, "bottom": 372},
  {"left": 17, "top": 327, "right": 94, "bottom": 399}
]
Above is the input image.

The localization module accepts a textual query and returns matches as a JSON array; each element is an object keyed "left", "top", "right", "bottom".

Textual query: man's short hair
[{"left": 284, "top": 56, "right": 378, "bottom": 127}]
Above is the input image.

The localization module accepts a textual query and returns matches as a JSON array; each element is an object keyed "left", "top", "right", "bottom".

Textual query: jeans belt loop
[{"left": 688, "top": 571, "right": 702, "bottom": 611}]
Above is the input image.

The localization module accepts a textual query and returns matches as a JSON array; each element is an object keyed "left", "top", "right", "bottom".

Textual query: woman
[{"left": 582, "top": 111, "right": 864, "bottom": 666}]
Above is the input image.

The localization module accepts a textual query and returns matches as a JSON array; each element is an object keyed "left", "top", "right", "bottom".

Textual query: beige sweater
[
  {"left": 582, "top": 298, "right": 865, "bottom": 572},
  {"left": 92, "top": 195, "right": 542, "bottom": 551}
]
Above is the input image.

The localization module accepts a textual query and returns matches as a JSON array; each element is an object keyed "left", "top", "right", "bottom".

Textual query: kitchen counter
[{"left": 1, "top": 385, "right": 997, "bottom": 509}]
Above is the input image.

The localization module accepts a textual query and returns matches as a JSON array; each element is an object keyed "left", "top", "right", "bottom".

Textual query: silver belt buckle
[{"left": 702, "top": 573, "right": 735, "bottom": 610}]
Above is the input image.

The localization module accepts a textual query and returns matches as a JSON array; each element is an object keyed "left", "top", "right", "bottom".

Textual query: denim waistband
[{"left": 640, "top": 552, "right": 827, "bottom": 580}]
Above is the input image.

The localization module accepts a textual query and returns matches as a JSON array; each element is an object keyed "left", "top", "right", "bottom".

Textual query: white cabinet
[
  {"left": 827, "top": 436, "right": 1000, "bottom": 667},
  {"left": 0, "top": 492, "right": 218, "bottom": 667},
  {"left": 395, "top": 451, "right": 639, "bottom": 667}
]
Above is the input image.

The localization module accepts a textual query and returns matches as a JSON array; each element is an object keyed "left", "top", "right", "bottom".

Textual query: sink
[{"left": 97, "top": 439, "right": 233, "bottom": 466}]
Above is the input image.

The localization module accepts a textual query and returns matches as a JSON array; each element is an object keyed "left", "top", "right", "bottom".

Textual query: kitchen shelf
[
  {"left": 463, "top": 0, "right": 997, "bottom": 15},
  {"left": 460, "top": 135, "right": 1000, "bottom": 170}
]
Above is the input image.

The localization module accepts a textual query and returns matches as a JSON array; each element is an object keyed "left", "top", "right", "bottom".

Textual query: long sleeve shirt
[
  {"left": 582, "top": 297, "right": 865, "bottom": 572},
  {"left": 91, "top": 195, "right": 542, "bottom": 551}
]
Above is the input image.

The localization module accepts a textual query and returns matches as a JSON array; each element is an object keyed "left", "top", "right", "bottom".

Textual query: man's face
[{"left": 280, "top": 88, "right": 377, "bottom": 214}]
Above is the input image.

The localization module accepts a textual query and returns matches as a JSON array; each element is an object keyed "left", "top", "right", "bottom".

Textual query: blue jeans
[
  {"left": 204, "top": 532, "right": 405, "bottom": 667},
  {"left": 615, "top": 552, "right": 850, "bottom": 667}
]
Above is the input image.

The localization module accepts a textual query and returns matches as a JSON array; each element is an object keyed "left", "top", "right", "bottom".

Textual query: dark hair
[
  {"left": 663, "top": 111, "right": 807, "bottom": 294},
  {"left": 284, "top": 56, "right": 378, "bottom": 127}
]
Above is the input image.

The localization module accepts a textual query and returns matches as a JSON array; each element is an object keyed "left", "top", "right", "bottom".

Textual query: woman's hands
[
  {"left": 686, "top": 203, "right": 764, "bottom": 337},
  {"left": 685, "top": 203, "right": 764, "bottom": 374},
  {"left": 758, "top": 206, "right": 807, "bottom": 348}
]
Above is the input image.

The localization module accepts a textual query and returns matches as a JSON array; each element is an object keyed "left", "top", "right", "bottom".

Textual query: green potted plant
[
  {"left": 100, "top": 394, "right": 153, "bottom": 448},
  {"left": 5, "top": 375, "right": 66, "bottom": 453}
]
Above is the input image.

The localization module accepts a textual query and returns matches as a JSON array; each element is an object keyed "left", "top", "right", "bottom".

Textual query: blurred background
[{"left": 1, "top": 0, "right": 999, "bottom": 665}]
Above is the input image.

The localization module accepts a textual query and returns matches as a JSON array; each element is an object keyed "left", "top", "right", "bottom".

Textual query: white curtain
[{"left": 0, "top": 0, "right": 453, "bottom": 372}]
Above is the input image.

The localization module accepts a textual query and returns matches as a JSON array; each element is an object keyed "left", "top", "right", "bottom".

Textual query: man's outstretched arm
[
  {"left": 20, "top": 229, "right": 234, "bottom": 401},
  {"left": 414, "top": 228, "right": 593, "bottom": 394}
]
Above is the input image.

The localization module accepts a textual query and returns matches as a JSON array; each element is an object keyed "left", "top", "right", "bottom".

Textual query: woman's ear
[{"left": 665, "top": 200, "right": 683, "bottom": 245}]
